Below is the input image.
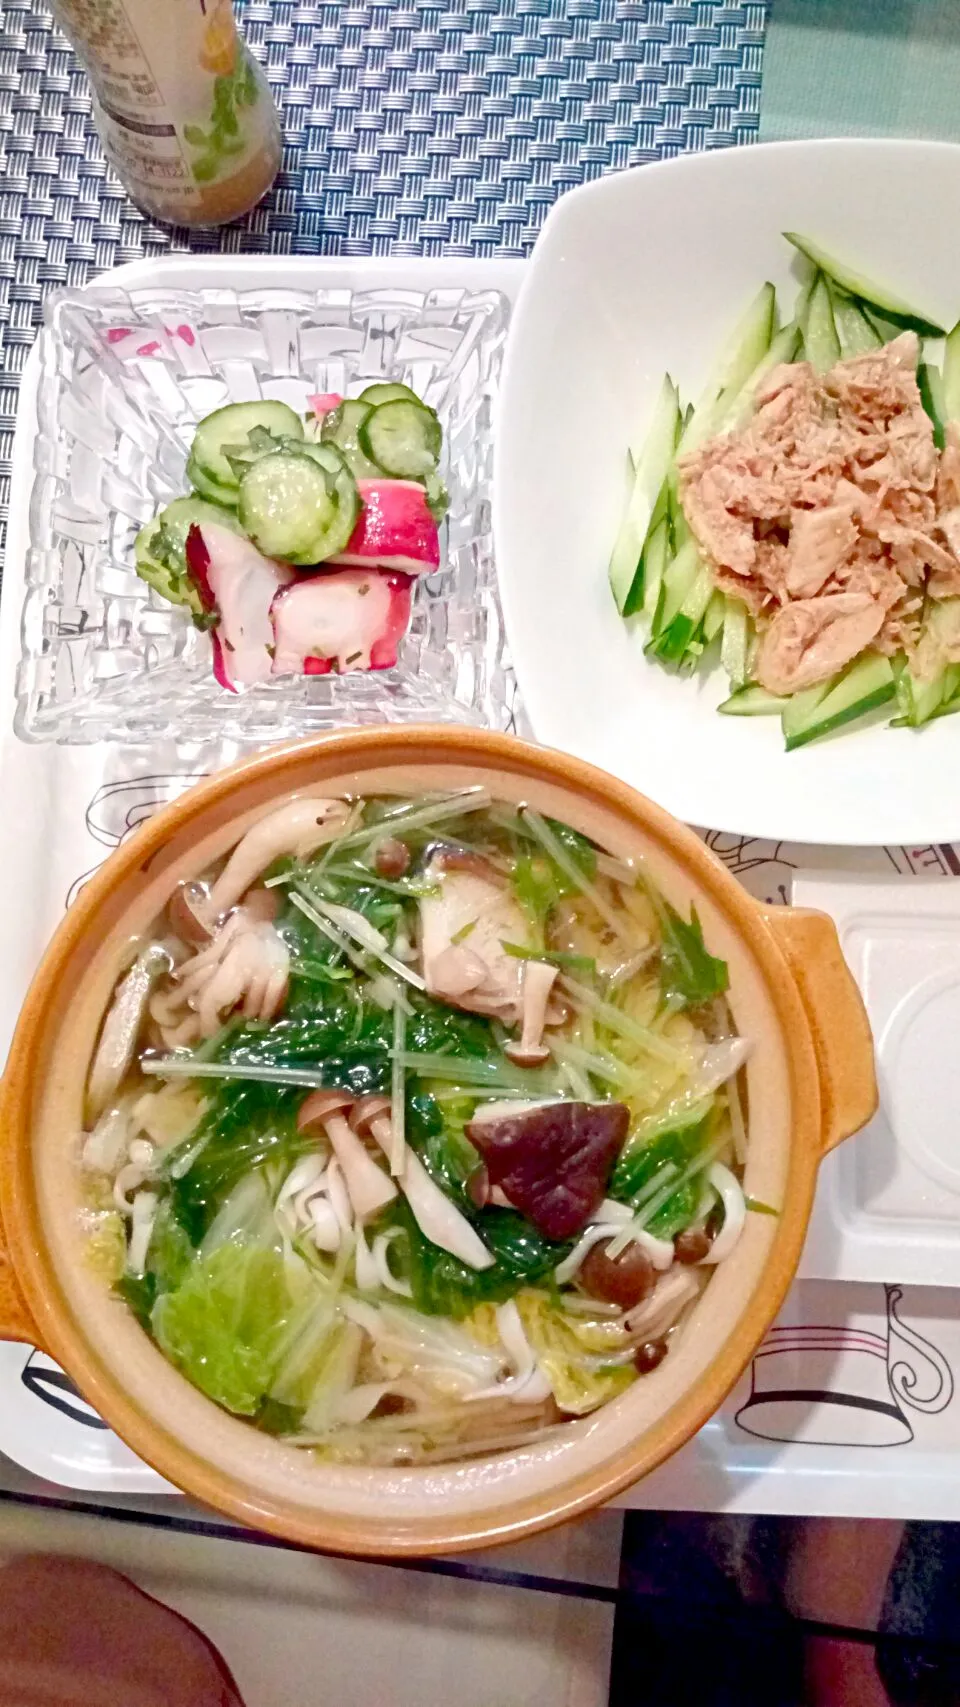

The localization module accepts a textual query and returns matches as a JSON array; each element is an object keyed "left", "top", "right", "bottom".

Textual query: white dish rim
[{"left": 494, "top": 136, "right": 960, "bottom": 847}]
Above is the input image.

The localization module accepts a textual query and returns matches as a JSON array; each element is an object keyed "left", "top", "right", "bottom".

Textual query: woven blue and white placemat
[{"left": 0, "top": 0, "right": 766, "bottom": 551}]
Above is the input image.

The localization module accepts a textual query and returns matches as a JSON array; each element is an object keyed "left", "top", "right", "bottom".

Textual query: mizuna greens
[{"left": 80, "top": 787, "right": 755, "bottom": 1466}]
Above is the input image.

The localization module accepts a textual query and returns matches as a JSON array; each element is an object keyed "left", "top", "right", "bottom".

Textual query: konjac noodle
[{"left": 79, "top": 788, "right": 756, "bottom": 1466}]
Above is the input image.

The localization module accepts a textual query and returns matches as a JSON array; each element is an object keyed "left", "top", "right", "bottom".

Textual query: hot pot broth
[{"left": 79, "top": 787, "right": 752, "bottom": 1467}]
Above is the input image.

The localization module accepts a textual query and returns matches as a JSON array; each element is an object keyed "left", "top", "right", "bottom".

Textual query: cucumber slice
[
  {"left": 720, "top": 599, "right": 750, "bottom": 692},
  {"left": 359, "top": 400, "right": 442, "bottom": 479},
  {"left": 943, "top": 321, "right": 960, "bottom": 424},
  {"left": 186, "top": 454, "right": 239, "bottom": 509},
  {"left": 791, "top": 269, "right": 817, "bottom": 331},
  {"left": 670, "top": 481, "right": 692, "bottom": 552},
  {"left": 918, "top": 363, "right": 947, "bottom": 450},
  {"left": 320, "top": 399, "right": 381, "bottom": 479},
  {"left": 423, "top": 471, "right": 450, "bottom": 522},
  {"left": 782, "top": 652, "right": 896, "bottom": 751},
  {"left": 904, "top": 659, "right": 960, "bottom": 727},
  {"left": 861, "top": 308, "right": 908, "bottom": 347},
  {"left": 827, "top": 283, "right": 882, "bottom": 358},
  {"left": 944, "top": 661, "right": 960, "bottom": 704},
  {"left": 238, "top": 444, "right": 360, "bottom": 564},
  {"left": 640, "top": 518, "right": 669, "bottom": 624},
  {"left": 135, "top": 496, "right": 242, "bottom": 615},
  {"left": 219, "top": 424, "right": 287, "bottom": 481},
  {"left": 698, "top": 282, "right": 777, "bottom": 410},
  {"left": 652, "top": 562, "right": 712, "bottom": 663},
  {"left": 702, "top": 589, "right": 726, "bottom": 645},
  {"left": 358, "top": 382, "right": 422, "bottom": 408},
  {"left": 927, "top": 662, "right": 960, "bottom": 723},
  {"left": 801, "top": 274, "right": 841, "bottom": 374},
  {"left": 714, "top": 320, "right": 803, "bottom": 435},
  {"left": 930, "top": 693, "right": 960, "bottom": 725},
  {"left": 610, "top": 375, "right": 681, "bottom": 613},
  {"left": 780, "top": 679, "right": 832, "bottom": 743},
  {"left": 894, "top": 662, "right": 947, "bottom": 728},
  {"left": 191, "top": 401, "right": 304, "bottom": 491},
  {"left": 678, "top": 283, "right": 776, "bottom": 457},
  {"left": 647, "top": 538, "right": 700, "bottom": 647},
  {"left": 783, "top": 233, "right": 945, "bottom": 339},
  {"left": 894, "top": 601, "right": 960, "bottom": 724},
  {"left": 647, "top": 473, "right": 670, "bottom": 539},
  {"left": 621, "top": 512, "right": 659, "bottom": 620},
  {"left": 718, "top": 684, "right": 788, "bottom": 716}
]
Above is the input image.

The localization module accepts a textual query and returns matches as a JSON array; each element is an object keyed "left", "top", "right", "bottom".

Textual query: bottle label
[{"left": 51, "top": 0, "right": 272, "bottom": 217}]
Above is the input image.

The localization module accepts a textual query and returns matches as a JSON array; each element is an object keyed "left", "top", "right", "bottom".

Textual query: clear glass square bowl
[{"left": 17, "top": 283, "right": 514, "bottom": 744}]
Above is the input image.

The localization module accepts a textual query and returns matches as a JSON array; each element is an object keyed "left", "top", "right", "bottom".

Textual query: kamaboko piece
[
  {"left": 270, "top": 569, "right": 411, "bottom": 675},
  {"left": 466, "top": 1099, "right": 630, "bottom": 1240},
  {"left": 330, "top": 479, "right": 440, "bottom": 575},
  {"left": 186, "top": 522, "right": 293, "bottom": 690}
]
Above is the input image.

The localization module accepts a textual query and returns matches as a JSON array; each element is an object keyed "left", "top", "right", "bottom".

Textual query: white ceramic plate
[{"left": 495, "top": 139, "right": 960, "bottom": 846}]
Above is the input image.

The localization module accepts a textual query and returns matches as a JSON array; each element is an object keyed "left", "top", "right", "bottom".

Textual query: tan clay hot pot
[{"left": 0, "top": 727, "right": 876, "bottom": 1555}]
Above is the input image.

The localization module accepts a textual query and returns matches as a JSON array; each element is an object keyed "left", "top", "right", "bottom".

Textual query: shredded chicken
[
  {"left": 784, "top": 505, "right": 858, "bottom": 598},
  {"left": 679, "top": 334, "right": 960, "bottom": 695},
  {"left": 756, "top": 593, "right": 885, "bottom": 697}
]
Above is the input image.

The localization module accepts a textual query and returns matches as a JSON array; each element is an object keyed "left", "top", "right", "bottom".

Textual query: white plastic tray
[
  {"left": 796, "top": 875, "right": 960, "bottom": 1287},
  {"left": 4, "top": 256, "right": 960, "bottom": 1516},
  {"left": 629, "top": 1278, "right": 960, "bottom": 1520}
]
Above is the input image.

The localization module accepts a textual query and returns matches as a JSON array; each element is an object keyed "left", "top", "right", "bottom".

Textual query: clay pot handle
[
  {"left": 0, "top": 1198, "right": 44, "bottom": 1349},
  {"left": 762, "top": 905, "right": 877, "bottom": 1155}
]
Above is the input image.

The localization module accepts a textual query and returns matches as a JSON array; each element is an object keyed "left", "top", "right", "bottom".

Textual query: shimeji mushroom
[
  {"left": 350, "top": 1095, "right": 494, "bottom": 1271},
  {"left": 127, "top": 1189, "right": 160, "bottom": 1278},
  {"left": 207, "top": 795, "right": 355, "bottom": 919},
  {"left": 372, "top": 837, "right": 411, "bottom": 880},
  {"left": 112, "top": 1138, "right": 156, "bottom": 1215},
  {"left": 464, "top": 1299, "right": 552, "bottom": 1404},
  {"left": 503, "top": 961, "right": 560, "bottom": 1068},
  {"left": 297, "top": 1090, "right": 398, "bottom": 1221},
  {"left": 166, "top": 881, "right": 215, "bottom": 948}
]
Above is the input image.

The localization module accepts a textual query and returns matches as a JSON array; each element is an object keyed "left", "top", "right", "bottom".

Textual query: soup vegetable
[{"left": 80, "top": 789, "right": 756, "bottom": 1466}]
